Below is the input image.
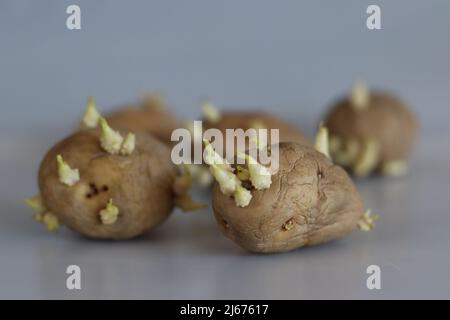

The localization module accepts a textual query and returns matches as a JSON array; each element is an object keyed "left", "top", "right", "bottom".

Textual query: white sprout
[{"left": 56, "top": 154, "right": 80, "bottom": 186}]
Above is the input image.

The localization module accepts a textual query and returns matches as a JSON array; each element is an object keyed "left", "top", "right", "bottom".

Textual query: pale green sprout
[
  {"left": 82, "top": 96, "right": 101, "bottom": 128},
  {"left": 203, "top": 139, "right": 232, "bottom": 171},
  {"left": 358, "top": 209, "right": 378, "bottom": 231},
  {"left": 24, "top": 194, "right": 59, "bottom": 230},
  {"left": 99, "top": 198, "right": 119, "bottom": 225},
  {"left": 56, "top": 154, "right": 80, "bottom": 186},
  {"left": 381, "top": 160, "right": 408, "bottom": 177},
  {"left": 239, "top": 152, "right": 272, "bottom": 190},
  {"left": 210, "top": 162, "right": 252, "bottom": 207},
  {"left": 209, "top": 164, "right": 239, "bottom": 195},
  {"left": 314, "top": 124, "right": 331, "bottom": 159},
  {"left": 353, "top": 139, "right": 380, "bottom": 177},
  {"left": 234, "top": 185, "right": 252, "bottom": 207},
  {"left": 99, "top": 117, "right": 124, "bottom": 154},
  {"left": 24, "top": 194, "right": 45, "bottom": 214},
  {"left": 120, "top": 132, "right": 136, "bottom": 155},
  {"left": 24, "top": 194, "right": 46, "bottom": 221},
  {"left": 42, "top": 213, "right": 59, "bottom": 231},
  {"left": 201, "top": 100, "right": 221, "bottom": 123},
  {"left": 204, "top": 139, "right": 255, "bottom": 207},
  {"left": 350, "top": 81, "right": 370, "bottom": 110}
]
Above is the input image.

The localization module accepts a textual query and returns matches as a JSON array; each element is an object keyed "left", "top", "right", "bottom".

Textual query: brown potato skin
[
  {"left": 106, "top": 105, "right": 181, "bottom": 145},
  {"left": 212, "top": 142, "right": 363, "bottom": 253},
  {"left": 203, "top": 111, "right": 309, "bottom": 145},
  {"left": 38, "top": 129, "right": 176, "bottom": 239},
  {"left": 324, "top": 91, "right": 418, "bottom": 163}
]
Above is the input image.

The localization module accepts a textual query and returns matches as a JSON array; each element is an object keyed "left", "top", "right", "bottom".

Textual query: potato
[
  {"left": 324, "top": 83, "right": 418, "bottom": 177},
  {"left": 211, "top": 142, "right": 364, "bottom": 253},
  {"left": 37, "top": 127, "right": 177, "bottom": 239}
]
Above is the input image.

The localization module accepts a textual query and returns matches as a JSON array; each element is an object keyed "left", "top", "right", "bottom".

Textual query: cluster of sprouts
[
  {"left": 82, "top": 97, "right": 136, "bottom": 155},
  {"left": 203, "top": 139, "right": 271, "bottom": 207}
]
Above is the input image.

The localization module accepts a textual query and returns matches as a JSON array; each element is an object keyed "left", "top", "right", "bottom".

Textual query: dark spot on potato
[
  {"left": 89, "top": 183, "right": 99, "bottom": 194},
  {"left": 221, "top": 218, "right": 230, "bottom": 229},
  {"left": 102, "top": 185, "right": 109, "bottom": 192},
  {"left": 241, "top": 180, "right": 253, "bottom": 190},
  {"left": 85, "top": 183, "right": 100, "bottom": 198}
]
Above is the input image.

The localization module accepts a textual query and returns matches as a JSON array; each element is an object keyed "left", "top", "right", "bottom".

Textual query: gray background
[{"left": 1, "top": 0, "right": 449, "bottom": 299}]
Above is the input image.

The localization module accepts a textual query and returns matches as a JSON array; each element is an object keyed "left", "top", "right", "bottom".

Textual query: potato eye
[{"left": 282, "top": 219, "right": 294, "bottom": 231}]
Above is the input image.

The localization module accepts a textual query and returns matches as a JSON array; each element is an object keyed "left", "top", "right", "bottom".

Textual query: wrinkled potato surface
[
  {"left": 212, "top": 142, "right": 363, "bottom": 253},
  {"left": 38, "top": 129, "right": 176, "bottom": 239}
]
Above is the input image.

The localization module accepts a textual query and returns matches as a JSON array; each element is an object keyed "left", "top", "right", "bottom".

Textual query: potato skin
[
  {"left": 212, "top": 142, "right": 363, "bottom": 253},
  {"left": 324, "top": 91, "right": 418, "bottom": 163},
  {"left": 203, "top": 111, "right": 309, "bottom": 145},
  {"left": 38, "top": 129, "right": 176, "bottom": 239},
  {"left": 106, "top": 106, "right": 181, "bottom": 145}
]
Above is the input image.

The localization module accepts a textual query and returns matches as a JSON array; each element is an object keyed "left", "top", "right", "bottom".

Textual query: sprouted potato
[
  {"left": 324, "top": 82, "right": 418, "bottom": 177},
  {"left": 205, "top": 126, "right": 375, "bottom": 253},
  {"left": 26, "top": 112, "right": 203, "bottom": 238}
]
